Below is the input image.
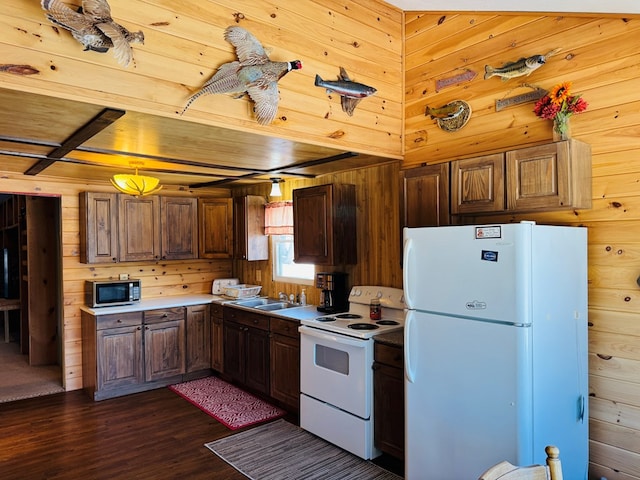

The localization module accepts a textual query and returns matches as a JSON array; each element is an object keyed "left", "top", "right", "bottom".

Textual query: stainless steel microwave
[{"left": 85, "top": 279, "right": 141, "bottom": 308}]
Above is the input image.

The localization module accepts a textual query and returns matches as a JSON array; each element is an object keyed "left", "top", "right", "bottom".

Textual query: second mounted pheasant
[
  {"left": 182, "top": 26, "right": 302, "bottom": 125},
  {"left": 41, "top": 0, "right": 144, "bottom": 68}
]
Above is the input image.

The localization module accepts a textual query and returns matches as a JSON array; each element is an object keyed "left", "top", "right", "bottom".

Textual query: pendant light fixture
[
  {"left": 270, "top": 177, "right": 284, "bottom": 197},
  {"left": 111, "top": 163, "right": 162, "bottom": 196}
]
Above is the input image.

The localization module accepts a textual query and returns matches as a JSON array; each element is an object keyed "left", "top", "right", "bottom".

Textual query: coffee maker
[{"left": 316, "top": 272, "right": 349, "bottom": 313}]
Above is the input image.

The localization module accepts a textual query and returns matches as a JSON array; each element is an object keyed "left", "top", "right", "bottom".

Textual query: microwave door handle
[{"left": 299, "top": 326, "right": 368, "bottom": 349}]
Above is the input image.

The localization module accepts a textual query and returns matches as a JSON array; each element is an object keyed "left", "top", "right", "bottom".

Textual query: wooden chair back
[{"left": 478, "top": 446, "right": 563, "bottom": 480}]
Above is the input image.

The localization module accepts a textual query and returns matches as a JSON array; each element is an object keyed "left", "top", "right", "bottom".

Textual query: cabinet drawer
[
  {"left": 223, "top": 307, "right": 269, "bottom": 331},
  {"left": 270, "top": 317, "right": 299, "bottom": 338},
  {"left": 211, "top": 303, "right": 223, "bottom": 320},
  {"left": 144, "top": 307, "right": 185, "bottom": 324},
  {"left": 96, "top": 312, "right": 142, "bottom": 330},
  {"left": 374, "top": 342, "right": 403, "bottom": 369}
]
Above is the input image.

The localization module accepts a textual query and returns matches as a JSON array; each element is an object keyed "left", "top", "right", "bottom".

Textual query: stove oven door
[{"left": 299, "top": 325, "right": 373, "bottom": 418}]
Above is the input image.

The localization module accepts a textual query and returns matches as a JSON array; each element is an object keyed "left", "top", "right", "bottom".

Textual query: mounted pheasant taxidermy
[
  {"left": 41, "top": 0, "right": 144, "bottom": 68},
  {"left": 181, "top": 26, "right": 302, "bottom": 125}
]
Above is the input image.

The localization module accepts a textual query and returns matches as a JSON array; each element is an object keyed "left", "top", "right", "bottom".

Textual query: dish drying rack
[{"left": 223, "top": 284, "right": 262, "bottom": 299}]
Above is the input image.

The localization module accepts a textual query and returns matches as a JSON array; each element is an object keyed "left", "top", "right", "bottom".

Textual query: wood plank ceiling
[{"left": 0, "top": 87, "right": 391, "bottom": 190}]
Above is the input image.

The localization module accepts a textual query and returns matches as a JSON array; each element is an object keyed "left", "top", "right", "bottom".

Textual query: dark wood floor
[
  {"left": 0, "top": 388, "right": 253, "bottom": 479},
  {"left": 1, "top": 387, "right": 404, "bottom": 479}
]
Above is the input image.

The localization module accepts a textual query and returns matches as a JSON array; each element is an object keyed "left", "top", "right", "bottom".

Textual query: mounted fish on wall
[
  {"left": 41, "top": 0, "right": 144, "bottom": 68},
  {"left": 425, "top": 100, "right": 472, "bottom": 132},
  {"left": 315, "top": 67, "right": 376, "bottom": 116},
  {"left": 181, "top": 26, "right": 302, "bottom": 125},
  {"left": 484, "top": 48, "right": 561, "bottom": 81}
]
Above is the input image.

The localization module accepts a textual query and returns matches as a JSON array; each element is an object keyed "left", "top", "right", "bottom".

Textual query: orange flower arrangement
[{"left": 533, "top": 82, "right": 588, "bottom": 138}]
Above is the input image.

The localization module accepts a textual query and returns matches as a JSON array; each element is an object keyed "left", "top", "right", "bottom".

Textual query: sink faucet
[{"left": 278, "top": 291, "right": 288, "bottom": 302}]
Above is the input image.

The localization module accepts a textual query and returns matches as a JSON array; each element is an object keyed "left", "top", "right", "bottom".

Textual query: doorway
[{"left": 0, "top": 194, "right": 63, "bottom": 403}]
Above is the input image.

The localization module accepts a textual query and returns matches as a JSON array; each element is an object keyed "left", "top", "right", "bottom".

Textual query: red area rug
[{"left": 169, "top": 376, "right": 286, "bottom": 430}]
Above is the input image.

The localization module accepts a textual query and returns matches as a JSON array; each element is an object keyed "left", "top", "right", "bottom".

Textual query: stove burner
[
  {"left": 336, "top": 313, "right": 362, "bottom": 319},
  {"left": 315, "top": 316, "right": 336, "bottom": 322},
  {"left": 376, "top": 320, "right": 399, "bottom": 326},
  {"left": 347, "top": 323, "right": 379, "bottom": 330}
]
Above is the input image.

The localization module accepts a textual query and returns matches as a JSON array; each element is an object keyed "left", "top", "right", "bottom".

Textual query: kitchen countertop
[
  {"left": 374, "top": 330, "right": 404, "bottom": 348},
  {"left": 80, "top": 293, "right": 322, "bottom": 322},
  {"left": 80, "top": 294, "right": 223, "bottom": 316}
]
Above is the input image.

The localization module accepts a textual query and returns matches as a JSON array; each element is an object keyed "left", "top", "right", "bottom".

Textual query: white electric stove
[
  {"left": 299, "top": 286, "right": 405, "bottom": 460},
  {"left": 300, "top": 285, "right": 405, "bottom": 339}
]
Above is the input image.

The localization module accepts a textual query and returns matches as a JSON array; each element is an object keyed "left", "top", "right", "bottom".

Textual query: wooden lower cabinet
[
  {"left": 185, "top": 304, "right": 211, "bottom": 375},
  {"left": 222, "top": 306, "right": 270, "bottom": 395},
  {"left": 210, "top": 303, "right": 224, "bottom": 372},
  {"left": 373, "top": 341, "right": 404, "bottom": 460},
  {"left": 143, "top": 307, "right": 186, "bottom": 383},
  {"left": 82, "top": 307, "right": 186, "bottom": 401},
  {"left": 269, "top": 317, "right": 300, "bottom": 412},
  {"left": 94, "top": 313, "right": 143, "bottom": 393}
]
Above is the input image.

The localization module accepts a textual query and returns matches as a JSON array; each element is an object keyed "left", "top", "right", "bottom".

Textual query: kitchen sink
[
  {"left": 254, "top": 302, "right": 297, "bottom": 311},
  {"left": 233, "top": 298, "right": 275, "bottom": 307},
  {"left": 232, "top": 298, "right": 298, "bottom": 311}
]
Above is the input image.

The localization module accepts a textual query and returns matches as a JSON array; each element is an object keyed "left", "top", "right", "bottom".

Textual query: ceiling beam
[
  {"left": 24, "top": 108, "right": 125, "bottom": 176},
  {"left": 188, "top": 152, "right": 359, "bottom": 189}
]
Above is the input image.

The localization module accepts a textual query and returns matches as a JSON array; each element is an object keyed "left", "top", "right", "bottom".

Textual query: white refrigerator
[{"left": 403, "top": 222, "right": 588, "bottom": 480}]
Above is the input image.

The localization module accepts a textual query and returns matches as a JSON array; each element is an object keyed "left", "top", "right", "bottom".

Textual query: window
[{"left": 272, "top": 235, "right": 314, "bottom": 284}]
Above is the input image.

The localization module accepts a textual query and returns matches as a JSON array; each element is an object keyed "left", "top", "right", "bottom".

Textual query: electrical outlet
[{"left": 119, "top": 273, "right": 129, "bottom": 280}]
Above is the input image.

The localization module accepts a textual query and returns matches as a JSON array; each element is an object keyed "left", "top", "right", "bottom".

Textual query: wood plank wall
[
  {"left": 2, "top": 1, "right": 640, "bottom": 478},
  {"left": 403, "top": 11, "right": 640, "bottom": 480},
  {"left": 232, "top": 160, "right": 404, "bottom": 307},
  {"left": 0, "top": 0, "right": 403, "bottom": 159}
]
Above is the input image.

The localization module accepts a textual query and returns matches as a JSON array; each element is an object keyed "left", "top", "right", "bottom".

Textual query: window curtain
[{"left": 265, "top": 201, "right": 293, "bottom": 235}]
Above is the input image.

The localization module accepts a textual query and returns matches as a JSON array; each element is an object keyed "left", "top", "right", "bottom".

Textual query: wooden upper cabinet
[
  {"left": 451, "top": 140, "right": 592, "bottom": 216},
  {"left": 233, "top": 195, "right": 268, "bottom": 261},
  {"left": 80, "top": 192, "right": 119, "bottom": 264},
  {"left": 160, "top": 197, "right": 197, "bottom": 260},
  {"left": 293, "top": 183, "right": 356, "bottom": 265},
  {"left": 198, "top": 197, "right": 233, "bottom": 259},
  {"left": 451, "top": 153, "right": 505, "bottom": 215},
  {"left": 118, "top": 195, "right": 161, "bottom": 262},
  {"left": 506, "top": 139, "right": 592, "bottom": 211},
  {"left": 402, "top": 163, "right": 450, "bottom": 227}
]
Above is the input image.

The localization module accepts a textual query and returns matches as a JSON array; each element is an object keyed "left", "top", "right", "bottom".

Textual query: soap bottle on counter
[{"left": 300, "top": 289, "right": 307, "bottom": 306}]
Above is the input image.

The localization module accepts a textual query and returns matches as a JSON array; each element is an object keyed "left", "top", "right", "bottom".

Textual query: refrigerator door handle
[
  {"left": 403, "top": 237, "right": 414, "bottom": 309},
  {"left": 404, "top": 310, "right": 416, "bottom": 383},
  {"left": 578, "top": 394, "right": 585, "bottom": 423}
]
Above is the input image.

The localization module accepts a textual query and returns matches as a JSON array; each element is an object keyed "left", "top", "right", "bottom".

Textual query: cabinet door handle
[
  {"left": 162, "top": 313, "right": 168, "bottom": 318},
  {"left": 137, "top": 326, "right": 141, "bottom": 330},
  {"left": 117, "top": 319, "right": 122, "bottom": 323}
]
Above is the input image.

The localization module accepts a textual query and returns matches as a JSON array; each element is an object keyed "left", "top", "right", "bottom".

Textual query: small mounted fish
[
  {"left": 484, "top": 48, "right": 561, "bottom": 81},
  {"left": 41, "top": 0, "right": 144, "bottom": 67},
  {"left": 426, "top": 100, "right": 472, "bottom": 132},
  {"left": 315, "top": 67, "right": 376, "bottom": 116},
  {"left": 426, "top": 103, "right": 465, "bottom": 120}
]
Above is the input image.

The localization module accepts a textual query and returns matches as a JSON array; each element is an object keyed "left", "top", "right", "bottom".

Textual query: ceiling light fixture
[
  {"left": 270, "top": 177, "right": 284, "bottom": 197},
  {"left": 111, "top": 165, "right": 162, "bottom": 197}
]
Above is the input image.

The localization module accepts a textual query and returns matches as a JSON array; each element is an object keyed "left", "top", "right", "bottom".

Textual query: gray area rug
[
  {"left": 206, "top": 419, "right": 403, "bottom": 480},
  {"left": 0, "top": 342, "right": 64, "bottom": 403}
]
